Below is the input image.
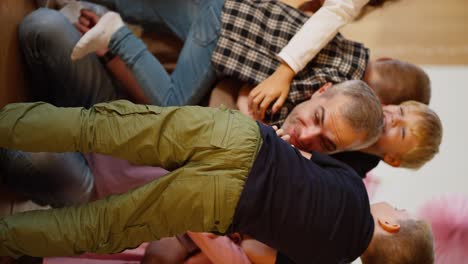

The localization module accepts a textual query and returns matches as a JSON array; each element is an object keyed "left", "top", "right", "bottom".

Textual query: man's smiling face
[{"left": 282, "top": 91, "right": 368, "bottom": 154}]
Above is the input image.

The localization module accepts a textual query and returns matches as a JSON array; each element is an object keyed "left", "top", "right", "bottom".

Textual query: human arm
[
  {"left": 141, "top": 237, "right": 190, "bottom": 264},
  {"left": 238, "top": 237, "right": 298, "bottom": 264},
  {"left": 241, "top": 237, "right": 277, "bottom": 264},
  {"left": 248, "top": 63, "right": 294, "bottom": 120},
  {"left": 209, "top": 78, "right": 242, "bottom": 109},
  {"left": 278, "top": 0, "right": 368, "bottom": 73},
  {"left": 241, "top": 242, "right": 297, "bottom": 264},
  {"left": 249, "top": 0, "right": 368, "bottom": 119},
  {"left": 75, "top": 9, "right": 149, "bottom": 104},
  {"left": 104, "top": 55, "right": 150, "bottom": 104}
]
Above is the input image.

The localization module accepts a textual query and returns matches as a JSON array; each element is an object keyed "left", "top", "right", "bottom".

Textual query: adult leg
[
  {"left": 0, "top": 150, "right": 93, "bottom": 208},
  {"left": 73, "top": 0, "right": 224, "bottom": 106},
  {"left": 0, "top": 8, "right": 120, "bottom": 207},
  {"left": 0, "top": 101, "right": 261, "bottom": 257}
]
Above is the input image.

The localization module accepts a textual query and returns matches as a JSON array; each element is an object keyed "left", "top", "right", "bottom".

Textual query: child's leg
[
  {"left": 0, "top": 150, "right": 94, "bottom": 208},
  {"left": 236, "top": 84, "right": 255, "bottom": 117},
  {"left": 208, "top": 78, "right": 242, "bottom": 109},
  {"left": 11, "top": 8, "right": 118, "bottom": 208},
  {"left": 19, "top": 8, "right": 119, "bottom": 107},
  {"left": 72, "top": 0, "right": 224, "bottom": 106}
]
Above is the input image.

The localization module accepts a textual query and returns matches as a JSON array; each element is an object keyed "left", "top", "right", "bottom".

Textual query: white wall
[
  {"left": 371, "top": 66, "right": 468, "bottom": 212},
  {"left": 354, "top": 65, "right": 468, "bottom": 264}
]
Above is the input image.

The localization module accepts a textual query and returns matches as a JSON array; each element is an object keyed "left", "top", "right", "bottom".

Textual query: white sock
[{"left": 71, "top": 11, "right": 124, "bottom": 60}]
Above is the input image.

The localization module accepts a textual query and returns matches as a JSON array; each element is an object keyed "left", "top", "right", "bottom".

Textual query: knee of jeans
[
  {"left": 1, "top": 150, "right": 95, "bottom": 207},
  {"left": 32, "top": 152, "right": 95, "bottom": 203},
  {"left": 18, "top": 8, "right": 75, "bottom": 53}
]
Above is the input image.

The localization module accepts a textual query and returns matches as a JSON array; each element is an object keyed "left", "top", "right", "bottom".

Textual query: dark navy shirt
[
  {"left": 232, "top": 123, "right": 374, "bottom": 264},
  {"left": 332, "top": 152, "right": 381, "bottom": 179}
]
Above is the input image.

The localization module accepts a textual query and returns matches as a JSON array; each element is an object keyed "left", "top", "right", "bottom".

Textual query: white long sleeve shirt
[{"left": 278, "top": 0, "right": 369, "bottom": 73}]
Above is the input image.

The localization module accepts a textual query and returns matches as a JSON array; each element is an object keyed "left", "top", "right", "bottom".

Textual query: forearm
[
  {"left": 105, "top": 56, "right": 150, "bottom": 104},
  {"left": 274, "top": 63, "right": 295, "bottom": 82},
  {"left": 278, "top": 0, "right": 368, "bottom": 73},
  {"left": 241, "top": 237, "right": 277, "bottom": 264}
]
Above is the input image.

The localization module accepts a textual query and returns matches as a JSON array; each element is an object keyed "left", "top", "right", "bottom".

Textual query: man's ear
[
  {"left": 314, "top": 82, "right": 333, "bottom": 96},
  {"left": 377, "top": 218, "right": 401, "bottom": 234},
  {"left": 383, "top": 154, "right": 401, "bottom": 167}
]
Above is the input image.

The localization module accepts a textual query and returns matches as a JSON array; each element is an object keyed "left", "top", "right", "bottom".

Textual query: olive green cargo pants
[{"left": 0, "top": 100, "right": 262, "bottom": 258}]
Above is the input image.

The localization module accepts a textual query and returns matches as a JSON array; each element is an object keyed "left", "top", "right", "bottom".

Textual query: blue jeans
[
  {"left": 3, "top": 8, "right": 120, "bottom": 207},
  {"left": 0, "top": 150, "right": 94, "bottom": 208},
  {"left": 5, "top": 0, "right": 224, "bottom": 207},
  {"left": 99, "top": 0, "right": 224, "bottom": 105},
  {"left": 19, "top": 8, "right": 121, "bottom": 107}
]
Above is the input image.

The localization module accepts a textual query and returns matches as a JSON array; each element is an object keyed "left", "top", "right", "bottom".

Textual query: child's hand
[
  {"left": 248, "top": 63, "right": 294, "bottom": 120},
  {"left": 272, "top": 126, "right": 312, "bottom": 158},
  {"left": 272, "top": 125, "right": 291, "bottom": 143},
  {"left": 74, "top": 9, "right": 108, "bottom": 57}
]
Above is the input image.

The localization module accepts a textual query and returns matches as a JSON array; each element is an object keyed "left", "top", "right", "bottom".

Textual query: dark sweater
[{"left": 232, "top": 123, "right": 374, "bottom": 264}]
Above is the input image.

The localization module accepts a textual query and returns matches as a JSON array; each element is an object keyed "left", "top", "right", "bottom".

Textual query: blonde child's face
[{"left": 375, "top": 104, "right": 420, "bottom": 161}]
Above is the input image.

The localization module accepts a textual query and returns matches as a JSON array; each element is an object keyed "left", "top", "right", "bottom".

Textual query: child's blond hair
[{"left": 398, "top": 101, "right": 442, "bottom": 169}]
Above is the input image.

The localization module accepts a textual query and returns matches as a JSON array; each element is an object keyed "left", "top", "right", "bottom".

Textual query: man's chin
[{"left": 291, "top": 137, "right": 307, "bottom": 152}]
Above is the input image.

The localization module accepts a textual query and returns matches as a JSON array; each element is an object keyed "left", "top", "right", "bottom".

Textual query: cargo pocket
[{"left": 210, "top": 109, "right": 234, "bottom": 149}]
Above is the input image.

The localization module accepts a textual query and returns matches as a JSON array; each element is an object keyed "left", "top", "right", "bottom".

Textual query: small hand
[
  {"left": 272, "top": 125, "right": 291, "bottom": 143},
  {"left": 272, "top": 126, "right": 311, "bottom": 158},
  {"left": 74, "top": 9, "right": 108, "bottom": 57},
  {"left": 248, "top": 63, "right": 295, "bottom": 120}
]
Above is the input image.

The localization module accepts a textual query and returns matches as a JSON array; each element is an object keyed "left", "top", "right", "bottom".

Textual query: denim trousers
[
  {"left": 4, "top": 0, "right": 223, "bottom": 207},
  {"left": 91, "top": 0, "right": 224, "bottom": 106}
]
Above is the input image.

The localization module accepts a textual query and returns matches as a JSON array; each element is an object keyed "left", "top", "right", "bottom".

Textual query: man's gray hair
[{"left": 327, "top": 80, "right": 384, "bottom": 150}]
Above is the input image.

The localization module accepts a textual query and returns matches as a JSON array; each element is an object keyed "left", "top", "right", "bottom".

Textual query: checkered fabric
[{"left": 211, "top": 0, "right": 370, "bottom": 127}]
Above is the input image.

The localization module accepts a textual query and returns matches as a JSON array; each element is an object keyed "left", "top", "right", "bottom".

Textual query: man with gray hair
[
  {"left": 0, "top": 80, "right": 383, "bottom": 263},
  {"left": 281, "top": 80, "right": 383, "bottom": 154}
]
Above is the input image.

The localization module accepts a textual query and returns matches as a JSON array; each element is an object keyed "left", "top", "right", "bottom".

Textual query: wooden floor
[
  {"left": 0, "top": 0, "right": 40, "bottom": 218},
  {"left": 342, "top": 0, "right": 468, "bottom": 64},
  {"left": 0, "top": 0, "right": 35, "bottom": 108}
]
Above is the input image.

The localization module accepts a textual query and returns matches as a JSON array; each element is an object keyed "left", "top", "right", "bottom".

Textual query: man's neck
[{"left": 360, "top": 144, "right": 384, "bottom": 158}]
